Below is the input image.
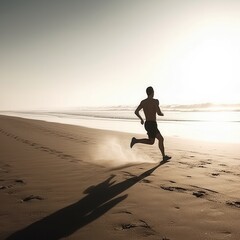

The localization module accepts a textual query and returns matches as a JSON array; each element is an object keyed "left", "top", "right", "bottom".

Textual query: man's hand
[
  {"left": 135, "top": 102, "right": 144, "bottom": 125},
  {"left": 156, "top": 100, "right": 164, "bottom": 116}
]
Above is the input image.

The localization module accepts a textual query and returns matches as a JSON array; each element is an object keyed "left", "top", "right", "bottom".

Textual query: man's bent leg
[{"left": 130, "top": 137, "right": 155, "bottom": 148}]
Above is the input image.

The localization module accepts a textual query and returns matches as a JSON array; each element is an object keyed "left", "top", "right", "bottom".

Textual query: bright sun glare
[{"left": 165, "top": 22, "right": 240, "bottom": 105}]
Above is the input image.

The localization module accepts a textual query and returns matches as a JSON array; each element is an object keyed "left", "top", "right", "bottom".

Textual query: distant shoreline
[{"left": 1, "top": 110, "right": 240, "bottom": 144}]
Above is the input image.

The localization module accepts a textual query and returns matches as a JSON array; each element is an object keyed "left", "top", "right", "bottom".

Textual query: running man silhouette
[{"left": 130, "top": 86, "right": 171, "bottom": 161}]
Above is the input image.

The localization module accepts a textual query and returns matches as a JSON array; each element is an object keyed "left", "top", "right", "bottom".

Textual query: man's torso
[{"left": 141, "top": 98, "right": 158, "bottom": 121}]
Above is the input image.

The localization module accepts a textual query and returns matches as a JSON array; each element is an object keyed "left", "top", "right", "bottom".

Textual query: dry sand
[{"left": 0, "top": 115, "right": 239, "bottom": 240}]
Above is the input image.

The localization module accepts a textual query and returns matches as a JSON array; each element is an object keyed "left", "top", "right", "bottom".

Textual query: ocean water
[{"left": 2, "top": 106, "right": 240, "bottom": 144}]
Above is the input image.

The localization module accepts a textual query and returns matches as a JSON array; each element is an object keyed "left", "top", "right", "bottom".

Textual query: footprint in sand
[
  {"left": 211, "top": 173, "right": 220, "bottom": 177},
  {"left": 0, "top": 184, "right": 14, "bottom": 194},
  {"left": 200, "top": 160, "right": 212, "bottom": 165},
  {"left": 221, "top": 231, "right": 231, "bottom": 236},
  {"left": 161, "top": 183, "right": 220, "bottom": 202},
  {"left": 226, "top": 201, "right": 240, "bottom": 208},
  {"left": 114, "top": 210, "right": 132, "bottom": 215},
  {"left": 116, "top": 219, "right": 154, "bottom": 232},
  {"left": 15, "top": 179, "right": 26, "bottom": 184},
  {"left": 161, "top": 186, "right": 187, "bottom": 193},
  {"left": 4, "top": 132, "right": 79, "bottom": 163},
  {"left": 113, "top": 211, "right": 156, "bottom": 236},
  {"left": 122, "top": 171, "right": 137, "bottom": 178},
  {"left": 198, "top": 165, "right": 206, "bottom": 168},
  {"left": 220, "top": 170, "right": 232, "bottom": 174},
  {"left": 219, "top": 163, "right": 227, "bottom": 167},
  {"left": 140, "top": 179, "right": 152, "bottom": 184},
  {"left": 192, "top": 190, "right": 207, "bottom": 198},
  {"left": 21, "top": 195, "right": 44, "bottom": 202},
  {"left": 1, "top": 179, "right": 26, "bottom": 194}
]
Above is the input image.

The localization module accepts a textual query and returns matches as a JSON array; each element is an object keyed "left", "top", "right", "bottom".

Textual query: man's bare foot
[
  {"left": 163, "top": 155, "right": 171, "bottom": 161},
  {"left": 130, "top": 137, "right": 137, "bottom": 148}
]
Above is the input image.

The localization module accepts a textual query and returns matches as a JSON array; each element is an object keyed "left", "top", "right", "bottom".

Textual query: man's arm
[
  {"left": 135, "top": 102, "right": 144, "bottom": 125},
  {"left": 156, "top": 99, "right": 164, "bottom": 116}
]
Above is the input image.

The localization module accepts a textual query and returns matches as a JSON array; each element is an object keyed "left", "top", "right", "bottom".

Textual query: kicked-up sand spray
[{"left": 91, "top": 137, "right": 155, "bottom": 167}]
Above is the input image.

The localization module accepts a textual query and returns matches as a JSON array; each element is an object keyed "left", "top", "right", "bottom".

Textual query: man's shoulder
[
  {"left": 140, "top": 98, "right": 148, "bottom": 104},
  {"left": 153, "top": 98, "right": 159, "bottom": 104}
]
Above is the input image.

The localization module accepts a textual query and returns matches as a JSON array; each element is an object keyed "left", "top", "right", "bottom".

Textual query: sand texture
[{"left": 0, "top": 115, "right": 239, "bottom": 240}]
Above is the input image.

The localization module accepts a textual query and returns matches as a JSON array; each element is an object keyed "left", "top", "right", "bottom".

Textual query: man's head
[{"left": 146, "top": 86, "right": 154, "bottom": 97}]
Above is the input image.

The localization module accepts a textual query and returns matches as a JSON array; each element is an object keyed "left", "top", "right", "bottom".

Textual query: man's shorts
[{"left": 144, "top": 121, "right": 160, "bottom": 139}]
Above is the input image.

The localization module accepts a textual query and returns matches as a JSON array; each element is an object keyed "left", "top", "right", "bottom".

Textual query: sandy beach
[{"left": 0, "top": 115, "right": 239, "bottom": 240}]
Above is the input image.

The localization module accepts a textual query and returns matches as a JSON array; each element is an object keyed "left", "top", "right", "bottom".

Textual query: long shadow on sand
[{"left": 6, "top": 160, "right": 168, "bottom": 240}]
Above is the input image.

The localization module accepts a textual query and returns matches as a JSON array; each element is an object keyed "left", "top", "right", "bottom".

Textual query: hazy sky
[{"left": 1, "top": 0, "right": 240, "bottom": 110}]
